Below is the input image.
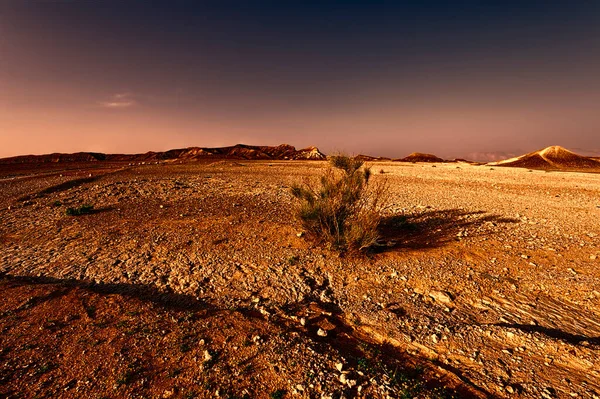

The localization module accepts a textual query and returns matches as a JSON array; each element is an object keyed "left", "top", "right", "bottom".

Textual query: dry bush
[{"left": 291, "top": 155, "right": 389, "bottom": 253}]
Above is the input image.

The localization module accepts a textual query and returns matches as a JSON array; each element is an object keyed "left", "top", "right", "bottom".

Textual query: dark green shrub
[
  {"left": 65, "top": 204, "right": 94, "bottom": 216},
  {"left": 291, "top": 155, "right": 388, "bottom": 252},
  {"left": 270, "top": 390, "right": 286, "bottom": 399}
]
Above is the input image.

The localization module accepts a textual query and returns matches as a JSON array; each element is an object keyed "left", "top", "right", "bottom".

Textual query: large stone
[{"left": 429, "top": 290, "right": 454, "bottom": 305}]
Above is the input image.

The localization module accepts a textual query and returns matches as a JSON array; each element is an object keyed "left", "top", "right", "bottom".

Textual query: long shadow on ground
[
  {"left": 0, "top": 274, "right": 211, "bottom": 313},
  {"left": 17, "top": 176, "right": 102, "bottom": 202},
  {"left": 377, "top": 209, "right": 519, "bottom": 251}
]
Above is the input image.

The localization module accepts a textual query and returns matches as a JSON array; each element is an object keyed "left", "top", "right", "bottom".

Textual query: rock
[
  {"left": 506, "top": 385, "right": 515, "bottom": 394},
  {"left": 203, "top": 350, "right": 213, "bottom": 362},
  {"left": 429, "top": 290, "right": 454, "bottom": 305},
  {"left": 431, "top": 334, "right": 439, "bottom": 344},
  {"left": 317, "top": 328, "right": 327, "bottom": 337},
  {"left": 335, "top": 362, "right": 344, "bottom": 372},
  {"left": 591, "top": 255, "right": 597, "bottom": 260}
]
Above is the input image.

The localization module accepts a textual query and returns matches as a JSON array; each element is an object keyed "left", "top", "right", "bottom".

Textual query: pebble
[{"left": 317, "top": 328, "right": 327, "bottom": 337}]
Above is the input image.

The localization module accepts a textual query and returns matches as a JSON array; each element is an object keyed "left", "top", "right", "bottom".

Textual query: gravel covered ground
[{"left": 1, "top": 160, "right": 599, "bottom": 398}]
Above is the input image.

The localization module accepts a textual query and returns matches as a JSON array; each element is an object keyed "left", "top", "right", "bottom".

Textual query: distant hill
[
  {"left": 354, "top": 154, "right": 392, "bottom": 162},
  {"left": 396, "top": 152, "right": 445, "bottom": 163},
  {"left": 488, "top": 146, "right": 600, "bottom": 170},
  {"left": 0, "top": 144, "right": 326, "bottom": 164},
  {"left": 452, "top": 158, "right": 482, "bottom": 164}
]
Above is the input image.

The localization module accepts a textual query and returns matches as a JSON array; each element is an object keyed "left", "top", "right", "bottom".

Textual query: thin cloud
[{"left": 99, "top": 92, "right": 137, "bottom": 109}]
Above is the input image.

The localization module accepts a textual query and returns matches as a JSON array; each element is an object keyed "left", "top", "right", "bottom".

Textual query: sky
[{"left": 1, "top": 1, "right": 600, "bottom": 161}]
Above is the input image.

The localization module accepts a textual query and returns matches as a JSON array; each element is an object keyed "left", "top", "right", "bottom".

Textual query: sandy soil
[{"left": 1, "top": 160, "right": 599, "bottom": 398}]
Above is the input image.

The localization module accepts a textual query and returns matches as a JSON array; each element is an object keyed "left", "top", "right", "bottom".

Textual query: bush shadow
[{"left": 377, "top": 208, "right": 519, "bottom": 251}]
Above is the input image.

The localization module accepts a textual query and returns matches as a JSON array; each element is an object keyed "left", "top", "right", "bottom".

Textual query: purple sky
[{"left": 2, "top": 1, "right": 600, "bottom": 161}]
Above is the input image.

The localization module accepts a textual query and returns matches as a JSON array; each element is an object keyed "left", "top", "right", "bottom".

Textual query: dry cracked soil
[{"left": 1, "top": 160, "right": 599, "bottom": 399}]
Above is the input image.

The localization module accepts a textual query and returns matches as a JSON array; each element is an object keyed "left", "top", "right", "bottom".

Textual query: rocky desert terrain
[{"left": 1, "top": 159, "right": 599, "bottom": 398}]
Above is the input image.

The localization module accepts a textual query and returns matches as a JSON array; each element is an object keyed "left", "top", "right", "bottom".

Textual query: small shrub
[
  {"left": 65, "top": 204, "right": 94, "bottom": 216},
  {"left": 35, "top": 362, "right": 53, "bottom": 375},
  {"left": 270, "top": 390, "right": 286, "bottom": 399},
  {"left": 116, "top": 363, "right": 142, "bottom": 387},
  {"left": 290, "top": 155, "right": 388, "bottom": 253},
  {"left": 116, "top": 370, "right": 135, "bottom": 386}
]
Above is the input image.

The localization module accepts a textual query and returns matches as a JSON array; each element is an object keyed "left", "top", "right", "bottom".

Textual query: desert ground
[{"left": 1, "top": 160, "right": 599, "bottom": 399}]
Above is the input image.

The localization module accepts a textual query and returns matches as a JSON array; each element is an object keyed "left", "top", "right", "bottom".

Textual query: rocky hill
[
  {"left": 488, "top": 145, "right": 600, "bottom": 170},
  {"left": 0, "top": 144, "right": 326, "bottom": 164},
  {"left": 396, "top": 152, "right": 445, "bottom": 163}
]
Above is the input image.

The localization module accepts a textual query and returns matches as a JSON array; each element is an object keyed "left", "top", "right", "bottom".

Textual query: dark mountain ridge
[{"left": 0, "top": 144, "right": 326, "bottom": 164}]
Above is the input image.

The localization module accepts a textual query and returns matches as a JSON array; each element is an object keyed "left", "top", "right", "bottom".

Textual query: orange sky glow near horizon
[{"left": 2, "top": 2, "right": 600, "bottom": 161}]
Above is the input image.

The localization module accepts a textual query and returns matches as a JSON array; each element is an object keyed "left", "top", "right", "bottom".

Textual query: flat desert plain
[{"left": 1, "top": 160, "right": 599, "bottom": 399}]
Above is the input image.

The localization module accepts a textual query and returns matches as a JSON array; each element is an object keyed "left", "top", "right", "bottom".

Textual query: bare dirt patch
[{"left": 1, "top": 160, "right": 599, "bottom": 398}]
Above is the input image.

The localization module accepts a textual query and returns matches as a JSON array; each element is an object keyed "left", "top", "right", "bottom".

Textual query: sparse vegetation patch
[
  {"left": 65, "top": 204, "right": 94, "bottom": 216},
  {"left": 290, "top": 155, "right": 388, "bottom": 253}
]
